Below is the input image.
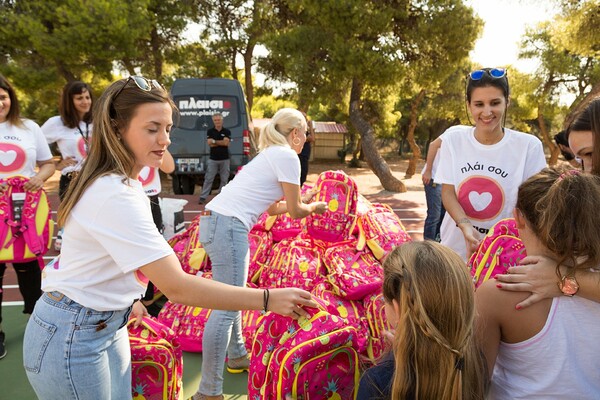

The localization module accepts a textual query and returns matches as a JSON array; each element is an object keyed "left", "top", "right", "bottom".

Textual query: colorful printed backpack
[
  {"left": 168, "top": 215, "right": 210, "bottom": 275},
  {"left": 357, "top": 203, "right": 411, "bottom": 260},
  {"left": 258, "top": 235, "right": 324, "bottom": 291},
  {"left": 247, "top": 229, "right": 273, "bottom": 284},
  {"left": 0, "top": 176, "right": 53, "bottom": 268},
  {"left": 468, "top": 218, "right": 526, "bottom": 289},
  {"left": 363, "top": 292, "right": 393, "bottom": 363},
  {"left": 322, "top": 239, "right": 383, "bottom": 300},
  {"left": 129, "top": 316, "right": 183, "bottom": 400},
  {"left": 312, "top": 281, "right": 369, "bottom": 355},
  {"left": 248, "top": 301, "right": 360, "bottom": 400},
  {"left": 266, "top": 212, "right": 304, "bottom": 243},
  {"left": 306, "top": 170, "right": 358, "bottom": 243}
]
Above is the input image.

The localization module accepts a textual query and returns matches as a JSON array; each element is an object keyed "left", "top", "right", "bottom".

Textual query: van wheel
[{"left": 172, "top": 175, "right": 195, "bottom": 195}]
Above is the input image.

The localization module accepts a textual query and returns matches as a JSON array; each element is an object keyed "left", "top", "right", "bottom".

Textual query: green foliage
[{"left": 251, "top": 95, "right": 297, "bottom": 118}]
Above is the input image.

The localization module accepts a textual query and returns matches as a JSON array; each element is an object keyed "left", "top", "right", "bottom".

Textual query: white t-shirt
[
  {"left": 42, "top": 175, "right": 174, "bottom": 311},
  {"left": 435, "top": 125, "right": 546, "bottom": 260},
  {"left": 139, "top": 166, "right": 161, "bottom": 196},
  {"left": 0, "top": 119, "right": 53, "bottom": 179},
  {"left": 490, "top": 296, "right": 600, "bottom": 399},
  {"left": 208, "top": 145, "right": 300, "bottom": 230},
  {"left": 41, "top": 116, "right": 91, "bottom": 175}
]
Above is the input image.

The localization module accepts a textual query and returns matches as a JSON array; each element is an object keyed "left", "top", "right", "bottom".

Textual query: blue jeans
[
  {"left": 423, "top": 181, "right": 446, "bottom": 241},
  {"left": 199, "top": 159, "right": 230, "bottom": 199},
  {"left": 24, "top": 291, "right": 132, "bottom": 400},
  {"left": 198, "top": 211, "right": 249, "bottom": 396}
]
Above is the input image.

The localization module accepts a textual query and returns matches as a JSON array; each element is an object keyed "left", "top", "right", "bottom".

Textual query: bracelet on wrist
[
  {"left": 455, "top": 217, "right": 471, "bottom": 227},
  {"left": 263, "top": 288, "right": 270, "bottom": 313}
]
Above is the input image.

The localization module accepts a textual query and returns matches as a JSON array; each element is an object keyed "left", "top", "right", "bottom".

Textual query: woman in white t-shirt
[
  {"left": 42, "top": 81, "right": 94, "bottom": 251},
  {"left": 476, "top": 167, "right": 600, "bottom": 398},
  {"left": 435, "top": 68, "right": 546, "bottom": 261},
  {"left": 192, "top": 108, "right": 328, "bottom": 400},
  {"left": 23, "top": 78, "right": 318, "bottom": 399},
  {"left": 0, "top": 75, "right": 55, "bottom": 360}
]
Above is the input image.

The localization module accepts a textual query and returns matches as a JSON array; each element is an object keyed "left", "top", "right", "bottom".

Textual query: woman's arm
[
  {"left": 422, "top": 137, "right": 442, "bottom": 185},
  {"left": 140, "top": 253, "right": 318, "bottom": 316},
  {"left": 266, "top": 182, "right": 326, "bottom": 218},
  {"left": 441, "top": 183, "right": 479, "bottom": 258},
  {"left": 496, "top": 255, "right": 600, "bottom": 308},
  {"left": 474, "top": 281, "right": 503, "bottom": 378},
  {"left": 25, "top": 160, "right": 56, "bottom": 191}
]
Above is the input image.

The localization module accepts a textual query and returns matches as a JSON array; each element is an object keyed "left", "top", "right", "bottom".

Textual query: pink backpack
[
  {"left": 322, "top": 239, "right": 383, "bottom": 300},
  {"left": 129, "top": 316, "right": 183, "bottom": 400},
  {"left": 247, "top": 229, "right": 273, "bottom": 284},
  {"left": 0, "top": 176, "right": 53, "bottom": 268},
  {"left": 363, "top": 292, "right": 393, "bottom": 363},
  {"left": 312, "top": 281, "right": 369, "bottom": 355},
  {"left": 248, "top": 301, "right": 360, "bottom": 400},
  {"left": 168, "top": 215, "right": 211, "bottom": 275},
  {"left": 258, "top": 235, "right": 324, "bottom": 291},
  {"left": 468, "top": 218, "right": 526, "bottom": 288},
  {"left": 267, "top": 212, "right": 303, "bottom": 242},
  {"left": 357, "top": 203, "right": 411, "bottom": 260},
  {"left": 306, "top": 170, "right": 358, "bottom": 243}
]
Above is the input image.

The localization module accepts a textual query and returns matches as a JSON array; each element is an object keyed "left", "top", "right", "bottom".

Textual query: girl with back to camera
[
  {"left": 357, "top": 241, "right": 487, "bottom": 400},
  {"left": 41, "top": 81, "right": 93, "bottom": 250},
  {"left": 0, "top": 75, "right": 55, "bottom": 360},
  {"left": 496, "top": 98, "right": 600, "bottom": 308},
  {"left": 476, "top": 167, "right": 600, "bottom": 398},
  {"left": 23, "top": 78, "right": 318, "bottom": 399},
  {"left": 192, "top": 108, "right": 327, "bottom": 400},
  {"left": 435, "top": 67, "right": 546, "bottom": 261}
]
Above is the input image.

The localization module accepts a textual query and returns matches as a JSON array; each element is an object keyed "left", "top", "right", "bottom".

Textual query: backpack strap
[{"left": 0, "top": 180, "right": 14, "bottom": 248}]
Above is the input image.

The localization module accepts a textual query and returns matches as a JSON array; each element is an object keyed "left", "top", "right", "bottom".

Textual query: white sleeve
[
  {"left": 77, "top": 189, "right": 174, "bottom": 274},
  {"left": 32, "top": 122, "right": 54, "bottom": 162},
  {"left": 40, "top": 118, "right": 58, "bottom": 144},
  {"left": 523, "top": 137, "right": 547, "bottom": 179},
  {"left": 272, "top": 147, "right": 301, "bottom": 185},
  {"left": 434, "top": 132, "right": 455, "bottom": 185}
]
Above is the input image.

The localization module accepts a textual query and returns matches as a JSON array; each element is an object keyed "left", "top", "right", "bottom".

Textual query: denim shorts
[{"left": 23, "top": 291, "right": 132, "bottom": 400}]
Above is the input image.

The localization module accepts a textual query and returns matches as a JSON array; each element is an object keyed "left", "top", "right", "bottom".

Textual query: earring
[{"left": 292, "top": 137, "right": 301, "bottom": 146}]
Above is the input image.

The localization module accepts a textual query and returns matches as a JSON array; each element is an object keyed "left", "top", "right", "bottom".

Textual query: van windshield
[{"left": 175, "top": 95, "right": 240, "bottom": 130}]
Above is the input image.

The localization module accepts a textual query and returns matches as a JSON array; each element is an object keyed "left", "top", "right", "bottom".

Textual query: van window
[{"left": 175, "top": 95, "right": 241, "bottom": 130}]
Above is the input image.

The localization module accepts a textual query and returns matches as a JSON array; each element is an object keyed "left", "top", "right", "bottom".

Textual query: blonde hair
[
  {"left": 258, "top": 108, "right": 306, "bottom": 151},
  {"left": 382, "top": 241, "right": 486, "bottom": 400},
  {"left": 57, "top": 78, "right": 175, "bottom": 226}
]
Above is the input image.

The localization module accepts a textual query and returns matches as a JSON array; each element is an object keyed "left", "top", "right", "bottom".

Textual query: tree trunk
[
  {"left": 405, "top": 89, "right": 426, "bottom": 178},
  {"left": 349, "top": 78, "right": 406, "bottom": 192},
  {"left": 537, "top": 110, "right": 560, "bottom": 165},
  {"left": 150, "top": 27, "right": 163, "bottom": 79},
  {"left": 243, "top": 41, "right": 255, "bottom": 111}
]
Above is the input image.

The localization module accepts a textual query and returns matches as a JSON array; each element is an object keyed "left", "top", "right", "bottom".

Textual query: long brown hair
[
  {"left": 516, "top": 166, "right": 600, "bottom": 272},
  {"left": 58, "top": 77, "right": 175, "bottom": 226},
  {"left": 382, "top": 241, "right": 486, "bottom": 400},
  {"left": 0, "top": 74, "right": 24, "bottom": 128},
  {"left": 59, "top": 81, "right": 93, "bottom": 128}
]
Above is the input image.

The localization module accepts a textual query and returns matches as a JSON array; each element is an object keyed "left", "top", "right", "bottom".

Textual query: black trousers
[
  {"left": 0, "top": 260, "right": 42, "bottom": 323},
  {"left": 299, "top": 155, "right": 310, "bottom": 186}
]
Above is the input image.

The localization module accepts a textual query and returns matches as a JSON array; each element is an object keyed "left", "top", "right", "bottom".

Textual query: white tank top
[{"left": 490, "top": 296, "right": 600, "bottom": 399}]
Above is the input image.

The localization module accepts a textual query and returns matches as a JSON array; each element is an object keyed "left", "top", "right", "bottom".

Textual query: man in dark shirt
[
  {"left": 298, "top": 110, "right": 315, "bottom": 186},
  {"left": 198, "top": 113, "right": 231, "bottom": 204}
]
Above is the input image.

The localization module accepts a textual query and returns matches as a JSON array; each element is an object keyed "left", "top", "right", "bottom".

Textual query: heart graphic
[
  {"left": 468, "top": 191, "right": 492, "bottom": 212},
  {"left": 0, "top": 150, "right": 17, "bottom": 166}
]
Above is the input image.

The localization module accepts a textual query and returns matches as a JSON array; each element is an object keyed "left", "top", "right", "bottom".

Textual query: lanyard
[{"left": 76, "top": 122, "right": 90, "bottom": 152}]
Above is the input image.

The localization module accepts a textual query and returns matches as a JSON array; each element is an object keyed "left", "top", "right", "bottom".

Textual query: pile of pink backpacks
[{"left": 155, "top": 170, "right": 412, "bottom": 399}]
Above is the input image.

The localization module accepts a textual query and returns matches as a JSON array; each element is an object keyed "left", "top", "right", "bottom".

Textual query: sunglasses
[
  {"left": 113, "top": 76, "right": 163, "bottom": 101},
  {"left": 469, "top": 68, "right": 507, "bottom": 81}
]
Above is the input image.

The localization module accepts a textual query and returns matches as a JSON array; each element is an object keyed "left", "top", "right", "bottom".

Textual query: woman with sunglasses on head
[
  {"left": 496, "top": 97, "right": 600, "bottom": 309},
  {"left": 41, "top": 81, "right": 93, "bottom": 251},
  {"left": 0, "top": 75, "right": 55, "bottom": 360},
  {"left": 22, "top": 77, "right": 319, "bottom": 399},
  {"left": 191, "top": 107, "right": 327, "bottom": 400},
  {"left": 475, "top": 167, "right": 600, "bottom": 398},
  {"left": 435, "top": 68, "right": 546, "bottom": 261}
]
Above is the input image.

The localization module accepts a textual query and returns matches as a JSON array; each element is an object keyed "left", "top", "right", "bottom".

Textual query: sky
[{"left": 466, "top": 0, "right": 558, "bottom": 73}]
